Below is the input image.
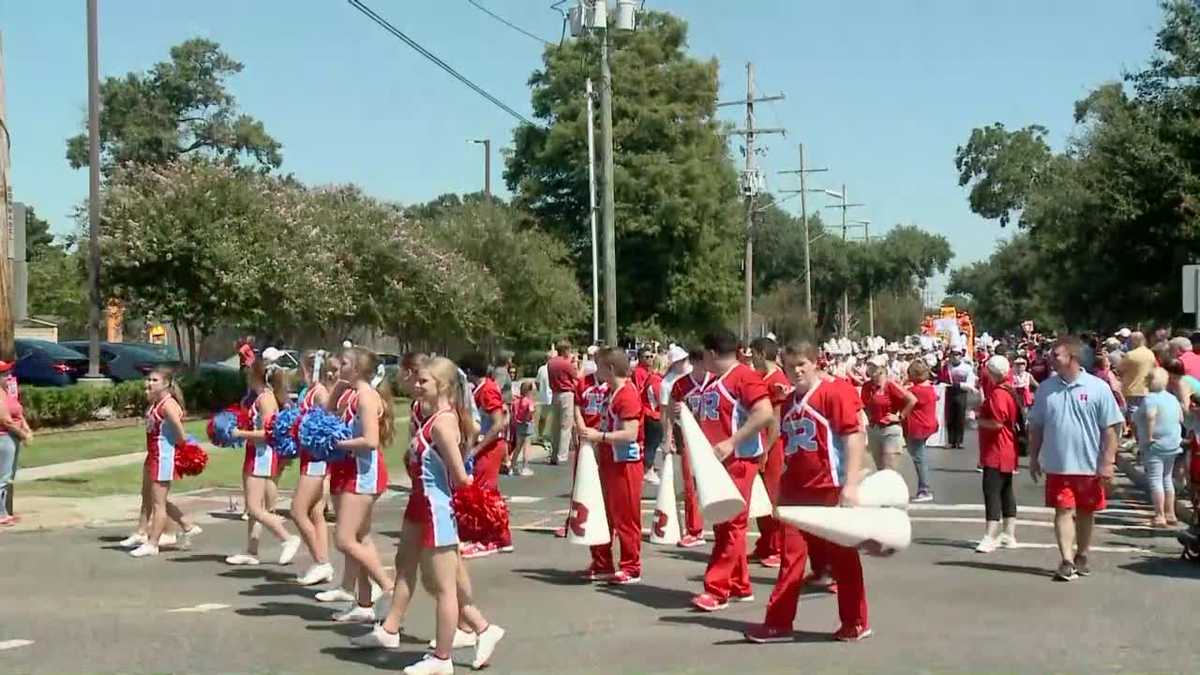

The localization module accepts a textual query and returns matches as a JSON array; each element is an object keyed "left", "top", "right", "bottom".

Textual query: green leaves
[{"left": 954, "top": 123, "right": 1051, "bottom": 228}]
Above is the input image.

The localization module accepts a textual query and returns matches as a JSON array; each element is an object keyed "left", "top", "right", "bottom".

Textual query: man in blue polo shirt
[{"left": 1029, "top": 335, "right": 1124, "bottom": 582}]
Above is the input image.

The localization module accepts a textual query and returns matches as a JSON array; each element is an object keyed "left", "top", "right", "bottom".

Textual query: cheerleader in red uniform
[
  {"left": 352, "top": 356, "right": 505, "bottom": 674},
  {"left": 128, "top": 367, "right": 202, "bottom": 558},
  {"left": 291, "top": 351, "right": 337, "bottom": 586},
  {"left": 326, "top": 347, "right": 395, "bottom": 623},
  {"left": 227, "top": 361, "right": 301, "bottom": 566},
  {"left": 744, "top": 341, "right": 872, "bottom": 644},
  {"left": 459, "top": 352, "right": 512, "bottom": 558}
]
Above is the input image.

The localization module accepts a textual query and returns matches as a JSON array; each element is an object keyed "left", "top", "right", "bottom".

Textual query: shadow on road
[
  {"left": 512, "top": 567, "right": 592, "bottom": 587},
  {"left": 168, "top": 553, "right": 229, "bottom": 563},
  {"left": 219, "top": 568, "right": 295, "bottom": 582},
  {"left": 1119, "top": 555, "right": 1200, "bottom": 579},
  {"left": 660, "top": 613, "right": 828, "bottom": 644},
  {"left": 913, "top": 536, "right": 977, "bottom": 551},
  {"left": 597, "top": 581, "right": 693, "bottom": 611},
  {"left": 321, "top": 645, "right": 428, "bottom": 671},
  {"left": 935, "top": 560, "right": 1051, "bottom": 577},
  {"left": 236, "top": 600, "right": 333, "bottom": 621},
  {"left": 239, "top": 581, "right": 317, "bottom": 599},
  {"left": 657, "top": 548, "right": 713, "bottom": 564}
]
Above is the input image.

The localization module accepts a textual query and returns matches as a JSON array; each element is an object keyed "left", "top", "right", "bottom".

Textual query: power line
[
  {"left": 347, "top": 0, "right": 537, "bottom": 126},
  {"left": 466, "top": 0, "right": 553, "bottom": 45}
]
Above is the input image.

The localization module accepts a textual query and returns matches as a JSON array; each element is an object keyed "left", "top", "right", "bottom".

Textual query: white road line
[
  {"left": 508, "top": 496, "right": 544, "bottom": 504},
  {"left": 909, "top": 504, "right": 1153, "bottom": 517},
  {"left": 910, "top": 516, "right": 1162, "bottom": 532},
  {"left": 166, "top": 603, "right": 230, "bottom": 614},
  {"left": 929, "top": 539, "right": 1149, "bottom": 554},
  {"left": 0, "top": 640, "right": 33, "bottom": 651}
]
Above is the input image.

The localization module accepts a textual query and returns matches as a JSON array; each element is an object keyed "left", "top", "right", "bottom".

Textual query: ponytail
[
  {"left": 266, "top": 364, "right": 290, "bottom": 408},
  {"left": 152, "top": 366, "right": 186, "bottom": 415},
  {"left": 376, "top": 377, "right": 395, "bottom": 448}
]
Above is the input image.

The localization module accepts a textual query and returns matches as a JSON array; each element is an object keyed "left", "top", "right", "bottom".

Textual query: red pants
[
  {"left": 702, "top": 456, "right": 758, "bottom": 600},
  {"left": 752, "top": 442, "right": 784, "bottom": 557},
  {"left": 679, "top": 448, "right": 705, "bottom": 538},
  {"left": 764, "top": 489, "right": 868, "bottom": 630},
  {"left": 591, "top": 460, "right": 645, "bottom": 575},
  {"left": 471, "top": 441, "right": 512, "bottom": 547}
]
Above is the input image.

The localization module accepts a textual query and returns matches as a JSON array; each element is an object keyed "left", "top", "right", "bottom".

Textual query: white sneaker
[
  {"left": 519, "top": 467, "right": 534, "bottom": 477},
  {"left": 157, "top": 532, "right": 178, "bottom": 547},
  {"left": 332, "top": 605, "right": 377, "bottom": 623},
  {"left": 998, "top": 533, "right": 1018, "bottom": 548},
  {"left": 129, "top": 543, "right": 159, "bottom": 558},
  {"left": 371, "top": 581, "right": 384, "bottom": 603},
  {"left": 472, "top": 624, "right": 505, "bottom": 670},
  {"left": 403, "top": 653, "right": 454, "bottom": 675},
  {"left": 279, "top": 536, "right": 303, "bottom": 565},
  {"left": 119, "top": 532, "right": 147, "bottom": 548},
  {"left": 427, "top": 628, "right": 478, "bottom": 649},
  {"left": 351, "top": 622, "right": 402, "bottom": 649},
  {"left": 644, "top": 469, "right": 661, "bottom": 486},
  {"left": 975, "top": 536, "right": 999, "bottom": 553},
  {"left": 225, "top": 553, "right": 261, "bottom": 566},
  {"left": 298, "top": 562, "right": 336, "bottom": 586},
  {"left": 316, "top": 588, "right": 356, "bottom": 603}
]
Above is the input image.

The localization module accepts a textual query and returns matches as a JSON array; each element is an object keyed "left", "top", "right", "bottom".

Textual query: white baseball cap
[
  {"left": 261, "top": 347, "right": 282, "bottom": 363},
  {"left": 666, "top": 345, "right": 688, "bottom": 365},
  {"left": 1116, "top": 328, "right": 1131, "bottom": 338}
]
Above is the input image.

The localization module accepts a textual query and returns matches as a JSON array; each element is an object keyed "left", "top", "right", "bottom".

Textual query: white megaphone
[
  {"left": 677, "top": 406, "right": 745, "bottom": 524},
  {"left": 857, "top": 469, "right": 911, "bottom": 509},
  {"left": 567, "top": 442, "right": 610, "bottom": 546},
  {"left": 649, "top": 453, "right": 681, "bottom": 545},
  {"left": 748, "top": 473, "right": 773, "bottom": 519},
  {"left": 775, "top": 506, "right": 912, "bottom": 552}
]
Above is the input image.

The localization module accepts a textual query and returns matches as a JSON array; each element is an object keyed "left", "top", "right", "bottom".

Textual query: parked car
[
  {"left": 124, "top": 341, "right": 182, "bottom": 362},
  {"left": 61, "top": 341, "right": 179, "bottom": 382},
  {"left": 14, "top": 339, "right": 95, "bottom": 386}
]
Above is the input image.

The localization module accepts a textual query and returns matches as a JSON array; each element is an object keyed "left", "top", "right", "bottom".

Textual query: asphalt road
[{"left": 2, "top": 436, "right": 1198, "bottom": 674}]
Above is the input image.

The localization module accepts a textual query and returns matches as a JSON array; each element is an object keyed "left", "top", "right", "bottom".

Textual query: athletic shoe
[
  {"left": 555, "top": 453, "right": 568, "bottom": 464},
  {"left": 298, "top": 562, "right": 336, "bottom": 586},
  {"left": 691, "top": 592, "right": 728, "bottom": 612},
  {"left": 225, "top": 553, "right": 261, "bottom": 566},
  {"left": 332, "top": 605, "right": 377, "bottom": 623},
  {"left": 158, "top": 532, "right": 178, "bottom": 547},
  {"left": 427, "top": 628, "right": 477, "bottom": 649},
  {"left": 351, "top": 622, "right": 402, "bottom": 649},
  {"left": 1053, "top": 561, "right": 1078, "bottom": 582},
  {"left": 730, "top": 592, "right": 755, "bottom": 603},
  {"left": 461, "top": 542, "right": 495, "bottom": 560},
  {"left": 582, "top": 566, "right": 615, "bottom": 582},
  {"left": 316, "top": 588, "right": 357, "bottom": 603},
  {"left": 553, "top": 526, "right": 567, "bottom": 538},
  {"left": 1073, "top": 554, "right": 1091, "bottom": 577},
  {"left": 0, "top": 515, "right": 15, "bottom": 527},
  {"left": 744, "top": 624, "right": 792, "bottom": 644},
  {"left": 608, "top": 571, "right": 641, "bottom": 585},
  {"left": 371, "top": 581, "right": 384, "bottom": 603},
  {"left": 974, "top": 467, "right": 983, "bottom": 473},
  {"left": 179, "top": 526, "right": 202, "bottom": 550},
  {"left": 497, "top": 544, "right": 515, "bottom": 554},
  {"left": 910, "top": 490, "right": 933, "bottom": 503},
  {"left": 472, "top": 624, "right": 506, "bottom": 669},
  {"left": 643, "top": 469, "right": 661, "bottom": 486},
  {"left": 119, "top": 533, "right": 147, "bottom": 548},
  {"left": 129, "top": 543, "right": 160, "bottom": 558},
  {"left": 759, "top": 554, "right": 782, "bottom": 569},
  {"left": 279, "top": 536, "right": 303, "bottom": 565},
  {"left": 833, "top": 624, "right": 873, "bottom": 642},
  {"left": 804, "top": 572, "right": 836, "bottom": 592},
  {"left": 997, "top": 533, "right": 1018, "bottom": 549},
  {"left": 974, "top": 536, "right": 998, "bottom": 553},
  {"left": 519, "top": 467, "right": 534, "bottom": 477},
  {"left": 678, "top": 534, "right": 706, "bottom": 548},
  {"left": 402, "top": 653, "right": 454, "bottom": 675}
]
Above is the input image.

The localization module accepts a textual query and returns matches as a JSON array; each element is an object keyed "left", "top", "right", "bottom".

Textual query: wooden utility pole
[
  {"left": 779, "top": 142, "right": 829, "bottom": 325},
  {"left": 0, "top": 34, "right": 14, "bottom": 362},
  {"left": 824, "top": 185, "right": 865, "bottom": 338}
]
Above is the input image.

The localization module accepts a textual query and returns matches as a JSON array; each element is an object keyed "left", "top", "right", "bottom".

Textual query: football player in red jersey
[
  {"left": 744, "top": 341, "right": 872, "bottom": 644},
  {"left": 749, "top": 337, "right": 790, "bottom": 568},
  {"left": 689, "top": 330, "right": 775, "bottom": 613},
  {"left": 579, "top": 348, "right": 645, "bottom": 584},
  {"left": 663, "top": 348, "right": 712, "bottom": 547}
]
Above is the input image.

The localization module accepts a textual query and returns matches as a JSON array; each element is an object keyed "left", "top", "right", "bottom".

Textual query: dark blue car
[
  {"left": 61, "top": 341, "right": 180, "bottom": 382},
  {"left": 14, "top": 339, "right": 95, "bottom": 386}
]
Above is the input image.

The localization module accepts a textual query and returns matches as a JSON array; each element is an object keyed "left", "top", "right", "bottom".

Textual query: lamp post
[
  {"left": 470, "top": 138, "right": 491, "bottom": 200},
  {"left": 82, "top": 0, "right": 108, "bottom": 385}
]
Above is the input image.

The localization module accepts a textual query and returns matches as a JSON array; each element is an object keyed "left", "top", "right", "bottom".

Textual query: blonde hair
[
  {"left": 344, "top": 346, "right": 395, "bottom": 448},
  {"left": 908, "top": 360, "right": 930, "bottom": 383},
  {"left": 249, "top": 359, "right": 289, "bottom": 408},
  {"left": 426, "top": 356, "right": 470, "bottom": 443},
  {"left": 1148, "top": 366, "right": 1169, "bottom": 393}
]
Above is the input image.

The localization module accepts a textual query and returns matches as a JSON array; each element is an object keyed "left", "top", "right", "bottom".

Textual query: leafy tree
[
  {"left": 22, "top": 205, "right": 56, "bottom": 261},
  {"left": 27, "top": 242, "right": 88, "bottom": 336},
  {"left": 954, "top": 123, "right": 1051, "bottom": 227},
  {"left": 66, "top": 38, "right": 281, "bottom": 171},
  {"left": 946, "top": 234, "right": 1062, "bottom": 334},
  {"left": 506, "top": 11, "right": 743, "bottom": 335}
]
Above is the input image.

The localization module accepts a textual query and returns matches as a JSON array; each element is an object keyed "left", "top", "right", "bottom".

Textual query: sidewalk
[{"left": 17, "top": 451, "right": 148, "bottom": 483}]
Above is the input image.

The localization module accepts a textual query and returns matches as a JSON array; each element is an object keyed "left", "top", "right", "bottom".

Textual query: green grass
[
  {"left": 21, "top": 419, "right": 412, "bottom": 498},
  {"left": 20, "top": 420, "right": 210, "bottom": 469}
]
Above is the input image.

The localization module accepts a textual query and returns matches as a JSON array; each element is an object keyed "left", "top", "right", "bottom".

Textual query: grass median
[{"left": 20, "top": 420, "right": 211, "bottom": 469}]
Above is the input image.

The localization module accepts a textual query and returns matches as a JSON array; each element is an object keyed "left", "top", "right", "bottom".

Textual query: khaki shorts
[{"left": 868, "top": 424, "right": 904, "bottom": 468}]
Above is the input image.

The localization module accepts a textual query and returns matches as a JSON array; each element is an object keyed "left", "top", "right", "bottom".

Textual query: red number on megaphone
[
  {"left": 652, "top": 509, "right": 668, "bottom": 538},
  {"left": 568, "top": 501, "right": 589, "bottom": 537}
]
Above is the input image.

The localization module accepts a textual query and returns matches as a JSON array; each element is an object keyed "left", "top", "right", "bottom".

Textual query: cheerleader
[
  {"left": 226, "top": 361, "right": 302, "bottom": 566},
  {"left": 351, "top": 356, "right": 503, "bottom": 674},
  {"left": 459, "top": 352, "right": 512, "bottom": 558},
  {"left": 325, "top": 347, "right": 395, "bottom": 623},
  {"left": 127, "top": 367, "right": 202, "bottom": 557},
  {"left": 292, "top": 351, "right": 337, "bottom": 585}
]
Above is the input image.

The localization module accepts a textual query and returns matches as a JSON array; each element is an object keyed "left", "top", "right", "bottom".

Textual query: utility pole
[
  {"left": 83, "top": 0, "right": 106, "bottom": 383},
  {"left": 599, "top": 31, "right": 617, "bottom": 346},
  {"left": 846, "top": 219, "right": 873, "bottom": 334},
  {"left": 585, "top": 78, "right": 599, "bottom": 344},
  {"left": 470, "top": 138, "right": 491, "bottom": 200},
  {"left": 719, "top": 63, "right": 783, "bottom": 341},
  {"left": 824, "top": 185, "right": 865, "bottom": 338},
  {"left": 0, "top": 33, "right": 12, "bottom": 362},
  {"left": 779, "top": 142, "right": 828, "bottom": 323}
]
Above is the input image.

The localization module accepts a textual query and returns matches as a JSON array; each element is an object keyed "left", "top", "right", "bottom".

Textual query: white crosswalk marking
[
  {"left": 0, "top": 640, "right": 34, "bottom": 651},
  {"left": 508, "top": 496, "right": 544, "bottom": 504},
  {"left": 166, "top": 603, "right": 230, "bottom": 613}
]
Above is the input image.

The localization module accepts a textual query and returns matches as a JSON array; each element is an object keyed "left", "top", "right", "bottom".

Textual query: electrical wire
[
  {"left": 347, "top": 0, "right": 537, "bottom": 126},
  {"left": 467, "top": 0, "right": 553, "bottom": 45}
]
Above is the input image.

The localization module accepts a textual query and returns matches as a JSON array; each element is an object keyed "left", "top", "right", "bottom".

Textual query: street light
[
  {"left": 469, "top": 138, "right": 491, "bottom": 200},
  {"left": 81, "top": 0, "right": 108, "bottom": 386}
]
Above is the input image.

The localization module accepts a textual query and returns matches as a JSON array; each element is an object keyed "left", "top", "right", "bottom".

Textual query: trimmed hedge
[{"left": 21, "top": 368, "right": 245, "bottom": 430}]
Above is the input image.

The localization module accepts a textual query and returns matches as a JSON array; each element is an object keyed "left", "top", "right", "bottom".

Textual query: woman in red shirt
[
  {"left": 975, "top": 355, "right": 1019, "bottom": 553},
  {"left": 903, "top": 361, "right": 939, "bottom": 502},
  {"left": 860, "top": 363, "right": 916, "bottom": 472}
]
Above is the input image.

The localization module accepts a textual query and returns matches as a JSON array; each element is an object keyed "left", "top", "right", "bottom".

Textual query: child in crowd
[{"left": 509, "top": 380, "right": 536, "bottom": 477}]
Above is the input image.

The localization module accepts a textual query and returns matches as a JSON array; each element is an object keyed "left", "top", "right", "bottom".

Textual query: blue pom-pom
[
  {"left": 207, "top": 410, "right": 243, "bottom": 448},
  {"left": 299, "top": 408, "right": 352, "bottom": 462},
  {"left": 464, "top": 455, "right": 476, "bottom": 476},
  {"left": 270, "top": 407, "right": 301, "bottom": 459}
]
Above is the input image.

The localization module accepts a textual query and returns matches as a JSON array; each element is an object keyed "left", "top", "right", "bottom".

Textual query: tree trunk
[
  {"left": 187, "top": 323, "right": 198, "bottom": 369},
  {"left": 172, "top": 320, "right": 184, "bottom": 366}
]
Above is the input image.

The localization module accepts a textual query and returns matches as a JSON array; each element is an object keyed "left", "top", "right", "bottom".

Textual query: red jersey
[
  {"left": 697, "top": 363, "right": 769, "bottom": 459},
  {"left": 632, "top": 363, "right": 653, "bottom": 394},
  {"left": 860, "top": 380, "right": 909, "bottom": 427},
  {"left": 670, "top": 371, "right": 712, "bottom": 417},
  {"left": 511, "top": 395, "right": 533, "bottom": 425},
  {"left": 472, "top": 378, "right": 505, "bottom": 449},
  {"left": 779, "top": 378, "right": 863, "bottom": 496},
  {"left": 600, "top": 379, "right": 643, "bottom": 463},
  {"left": 979, "top": 385, "right": 1018, "bottom": 472},
  {"left": 903, "top": 382, "right": 939, "bottom": 440},
  {"left": 762, "top": 366, "right": 793, "bottom": 450},
  {"left": 575, "top": 374, "right": 609, "bottom": 430},
  {"left": 641, "top": 370, "right": 664, "bottom": 421},
  {"left": 548, "top": 356, "right": 577, "bottom": 393}
]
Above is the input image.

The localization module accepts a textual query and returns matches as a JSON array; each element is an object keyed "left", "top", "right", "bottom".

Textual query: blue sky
[{"left": 1, "top": 1, "right": 1165, "bottom": 297}]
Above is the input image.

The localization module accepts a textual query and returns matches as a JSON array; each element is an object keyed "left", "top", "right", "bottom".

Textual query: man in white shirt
[
  {"left": 535, "top": 350, "right": 554, "bottom": 444},
  {"left": 944, "top": 346, "right": 976, "bottom": 448}
]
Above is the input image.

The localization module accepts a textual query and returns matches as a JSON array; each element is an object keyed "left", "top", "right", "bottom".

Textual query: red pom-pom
[
  {"left": 175, "top": 441, "right": 209, "bottom": 477},
  {"left": 232, "top": 404, "right": 252, "bottom": 430},
  {"left": 451, "top": 483, "right": 509, "bottom": 545},
  {"left": 263, "top": 411, "right": 277, "bottom": 448}
]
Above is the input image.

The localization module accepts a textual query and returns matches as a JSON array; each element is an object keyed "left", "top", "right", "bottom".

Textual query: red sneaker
[
  {"left": 730, "top": 592, "right": 755, "bottom": 603},
  {"left": 760, "top": 554, "right": 782, "bottom": 568},
  {"left": 743, "top": 624, "right": 792, "bottom": 644},
  {"left": 833, "top": 624, "right": 873, "bottom": 642},
  {"left": 460, "top": 542, "right": 495, "bottom": 560},
  {"left": 607, "top": 571, "right": 641, "bottom": 585},
  {"left": 678, "top": 534, "right": 706, "bottom": 548},
  {"left": 690, "top": 592, "right": 728, "bottom": 612}
]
